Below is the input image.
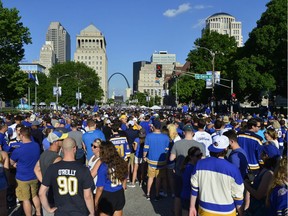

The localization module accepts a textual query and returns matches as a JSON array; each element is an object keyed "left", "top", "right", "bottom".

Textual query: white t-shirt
[{"left": 193, "top": 131, "right": 212, "bottom": 156}]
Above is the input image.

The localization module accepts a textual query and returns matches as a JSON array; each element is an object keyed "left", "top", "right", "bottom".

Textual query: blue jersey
[
  {"left": 96, "top": 163, "right": 123, "bottom": 192},
  {"left": 110, "top": 134, "right": 130, "bottom": 160},
  {"left": 133, "top": 137, "right": 144, "bottom": 158},
  {"left": 10, "top": 141, "right": 40, "bottom": 181},
  {"left": 82, "top": 129, "right": 106, "bottom": 161},
  {"left": 227, "top": 147, "right": 248, "bottom": 180},
  {"left": 268, "top": 185, "right": 288, "bottom": 216},
  {"left": 144, "top": 132, "right": 169, "bottom": 169},
  {"left": 237, "top": 131, "right": 263, "bottom": 170}
]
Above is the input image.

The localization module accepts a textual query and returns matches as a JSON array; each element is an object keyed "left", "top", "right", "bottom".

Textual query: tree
[
  {"left": 175, "top": 30, "right": 238, "bottom": 103},
  {"left": 132, "top": 92, "right": 149, "bottom": 106},
  {"left": 236, "top": 0, "right": 287, "bottom": 99},
  {"left": 49, "top": 62, "right": 103, "bottom": 106},
  {"left": 0, "top": 1, "right": 31, "bottom": 101},
  {"left": 232, "top": 57, "right": 276, "bottom": 102},
  {"left": 169, "top": 76, "right": 207, "bottom": 104}
]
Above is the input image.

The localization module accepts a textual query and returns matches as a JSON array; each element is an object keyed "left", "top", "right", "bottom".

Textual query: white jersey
[{"left": 193, "top": 131, "right": 212, "bottom": 156}]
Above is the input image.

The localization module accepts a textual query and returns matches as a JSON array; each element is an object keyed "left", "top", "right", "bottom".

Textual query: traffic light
[
  {"left": 231, "top": 93, "right": 237, "bottom": 104},
  {"left": 156, "top": 64, "right": 162, "bottom": 78}
]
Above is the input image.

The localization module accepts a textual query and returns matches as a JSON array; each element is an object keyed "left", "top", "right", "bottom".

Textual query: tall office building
[
  {"left": 74, "top": 24, "right": 108, "bottom": 101},
  {"left": 133, "top": 61, "right": 150, "bottom": 92},
  {"left": 46, "top": 22, "right": 71, "bottom": 63},
  {"left": 38, "top": 41, "right": 56, "bottom": 76},
  {"left": 203, "top": 13, "right": 243, "bottom": 47}
]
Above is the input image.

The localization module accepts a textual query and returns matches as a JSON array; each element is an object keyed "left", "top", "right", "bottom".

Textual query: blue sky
[{"left": 2, "top": 0, "right": 269, "bottom": 97}]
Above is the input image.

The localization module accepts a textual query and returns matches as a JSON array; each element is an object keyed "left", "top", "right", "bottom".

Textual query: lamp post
[
  {"left": 56, "top": 74, "right": 69, "bottom": 111},
  {"left": 194, "top": 46, "right": 217, "bottom": 114}
]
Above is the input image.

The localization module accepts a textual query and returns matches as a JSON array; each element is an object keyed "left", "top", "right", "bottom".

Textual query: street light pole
[
  {"left": 56, "top": 74, "right": 69, "bottom": 112},
  {"left": 194, "top": 46, "right": 217, "bottom": 114}
]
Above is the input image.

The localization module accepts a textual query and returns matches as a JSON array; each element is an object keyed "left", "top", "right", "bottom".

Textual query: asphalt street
[{"left": 124, "top": 183, "right": 174, "bottom": 216}]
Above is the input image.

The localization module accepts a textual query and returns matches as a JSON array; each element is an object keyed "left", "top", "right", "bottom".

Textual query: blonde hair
[
  {"left": 266, "top": 157, "right": 287, "bottom": 207},
  {"left": 265, "top": 128, "right": 277, "bottom": 140},
  {"left": 167, "top": 124, "right": 178, "bottom": 141}
]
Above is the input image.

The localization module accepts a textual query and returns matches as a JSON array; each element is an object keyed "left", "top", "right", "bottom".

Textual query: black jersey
[{"left": 42, "top": 161, "right": 94, "bottom": 216}]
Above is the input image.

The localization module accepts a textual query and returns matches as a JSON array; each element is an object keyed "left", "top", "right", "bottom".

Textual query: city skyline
[{"left": 2, "top": 0, "right": 269, "bottom": 97}]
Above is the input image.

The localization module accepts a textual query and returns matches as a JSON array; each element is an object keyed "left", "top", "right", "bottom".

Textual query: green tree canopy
[
  {"left": 235, "top": 0, "right": 287, "bottom": 100},
  {"left": 0, "top": 1, "right": 31, "bottom": 101},
  {"left": 174, "top": 30, "right": 238, "bottom": 103},
  {"left": 49, "top": 61, "right": 103, "bottom": 106}
]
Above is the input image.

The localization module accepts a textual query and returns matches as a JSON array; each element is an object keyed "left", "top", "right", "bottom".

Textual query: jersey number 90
[{"left": 57, "top": 176, "right": 78, "bottom": 196}]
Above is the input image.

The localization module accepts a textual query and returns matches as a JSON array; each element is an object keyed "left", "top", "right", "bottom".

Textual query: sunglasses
[{"left": 91, "top": 144, "right": 100, "bottom": 149}]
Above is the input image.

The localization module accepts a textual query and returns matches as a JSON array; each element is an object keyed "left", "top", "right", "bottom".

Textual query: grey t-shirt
[
  {"left": 39, "top": 150, "right": 59, "bottom": 177},
  {"left": 171, "top": 139, "right": 206, "bottom": 176},
  {"left": 68, "top": 130, "right": 83, "bottom": 149}
]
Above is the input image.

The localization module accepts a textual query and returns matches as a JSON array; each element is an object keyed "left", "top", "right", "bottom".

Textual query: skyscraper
[
  {"left": 46, "top": 22, "right": 71, "bottom": 63},
  {"left": 74, "top": 24, "right": 108, "bottom": 101},
  {"left": 203, "top": 13, "right": 243, "bottom": 47}
]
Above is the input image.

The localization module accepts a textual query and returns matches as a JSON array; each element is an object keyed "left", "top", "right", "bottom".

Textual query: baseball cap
[
  {"left": 183, "top": 124, "right": 194, "bottom": 132},
  {"left": 47, "top": 131, "right": 68, "bottom": 143},
  {"left": 268, "top": 116, "right": 274, "bottom": 120},
  {"left": 208, "top": 135, "right": 229, "bottom": 153},
  {"left": 262, "top": 144, "right": 280, "bottom": 159}
]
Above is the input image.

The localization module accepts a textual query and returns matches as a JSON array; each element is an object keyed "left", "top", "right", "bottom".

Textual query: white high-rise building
[
  {"left": 74, "top": 24, "right": 108, "bottom": 101},
  {"left": 203, "top": 13, "right": 243, "bottom": 47},
  {"left": 38, "top": 41, "right": 56, "bottom": 76},
  {"left": 46, "top": 22, "right": 71, "bottom": 63}
]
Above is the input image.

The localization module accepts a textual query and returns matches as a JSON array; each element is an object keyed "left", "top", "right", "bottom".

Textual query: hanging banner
[
  {"left": 206, "top": 71, "right": 213, "bottom": 89},
  {"left": 215, "top": 71, "right": 221, "bottom": 84},
  {"left": 53, "top": 87, "right": 62, "bottom": 96}
]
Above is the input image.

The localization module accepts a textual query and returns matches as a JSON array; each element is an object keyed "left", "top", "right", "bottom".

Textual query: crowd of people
[{"left": 0, "top": 107, "right": 287, "bottom": 216}]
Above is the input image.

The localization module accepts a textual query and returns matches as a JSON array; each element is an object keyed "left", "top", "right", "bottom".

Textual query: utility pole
[{"left": 56, "top": 74, "right": 69, "bottom": 111}]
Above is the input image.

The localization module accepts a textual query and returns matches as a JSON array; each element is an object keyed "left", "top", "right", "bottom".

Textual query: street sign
[{"left": 195, "top": 74, "right": 212, "bottom": 80}]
